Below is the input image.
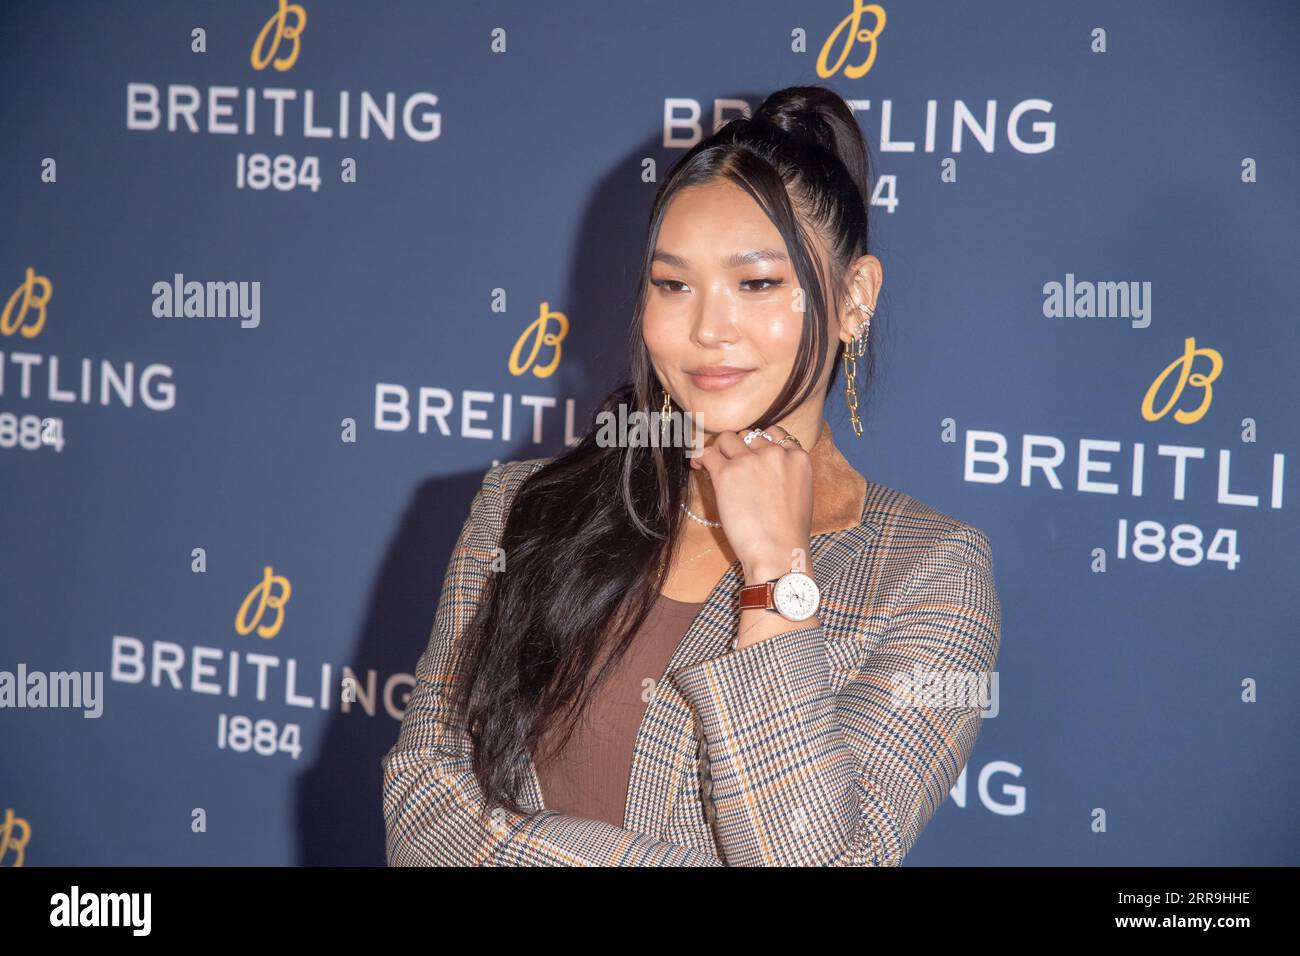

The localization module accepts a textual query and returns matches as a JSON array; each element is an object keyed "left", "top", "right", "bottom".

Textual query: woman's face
[{"left": 642, "top": 178, "right": 841, "bottom": 438}]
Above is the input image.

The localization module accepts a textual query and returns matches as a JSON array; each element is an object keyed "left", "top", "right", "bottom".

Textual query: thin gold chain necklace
[{"left": 657, "top": 540, "right": 719, "bottom": 581}]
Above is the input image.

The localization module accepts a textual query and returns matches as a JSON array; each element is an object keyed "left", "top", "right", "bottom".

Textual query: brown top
[{"left": 532, "top": 592, "right": 705, "bottom": 828}]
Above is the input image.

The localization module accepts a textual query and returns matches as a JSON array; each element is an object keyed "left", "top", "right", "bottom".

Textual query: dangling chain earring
[
  {"left": 844, "top": 301, "right": 873, "bottom": 437},
  {"left": 661, "top": 386, "right": 672, "bottom": 418}
]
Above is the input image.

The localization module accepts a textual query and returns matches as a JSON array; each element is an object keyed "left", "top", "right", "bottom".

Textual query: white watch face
[{"left": 773, "top": 572, "right": 820, "bottom": 621}]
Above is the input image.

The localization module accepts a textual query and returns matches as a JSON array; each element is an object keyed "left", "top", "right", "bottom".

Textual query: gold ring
[{"left": 777, "top": 435, "right": 801, "bottom": 448}]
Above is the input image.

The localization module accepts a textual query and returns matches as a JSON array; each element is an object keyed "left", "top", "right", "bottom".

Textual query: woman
[{"left": 382, "top": 85, "right": 1001, "bottom": 866}]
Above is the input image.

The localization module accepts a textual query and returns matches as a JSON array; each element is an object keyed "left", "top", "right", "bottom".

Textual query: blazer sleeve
[
  {"left": 672, "top": 524, "right": 1002, "bottom": 866},
  {"left": 381, "top": 462, "right": 726, "bottom": 866}
]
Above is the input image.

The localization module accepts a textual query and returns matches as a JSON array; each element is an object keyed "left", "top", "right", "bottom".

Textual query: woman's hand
[{"left": 689, "top": 423, "right": 813, "bottom": 585}]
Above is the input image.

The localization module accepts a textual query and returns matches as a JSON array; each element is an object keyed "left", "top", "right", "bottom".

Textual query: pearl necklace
[{"left": 680, "top": 502, "right": 722, "bottom": 528}]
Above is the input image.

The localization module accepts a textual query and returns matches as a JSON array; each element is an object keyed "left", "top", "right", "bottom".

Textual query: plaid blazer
[{"left": 382, "top": 456, "right": 1001, "bottom": 866}]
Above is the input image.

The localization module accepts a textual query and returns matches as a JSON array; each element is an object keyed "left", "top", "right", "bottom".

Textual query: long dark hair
[{"left": 451, "top": 85, "right": 881, "bottom": 814}]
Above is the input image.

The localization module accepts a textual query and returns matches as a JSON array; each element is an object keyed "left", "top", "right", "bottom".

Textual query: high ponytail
[{"left": 752, "top": 85, "right": 872, "bottom": 224}]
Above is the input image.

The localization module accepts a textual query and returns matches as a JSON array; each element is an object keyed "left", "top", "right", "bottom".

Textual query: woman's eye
[{"left": 651, "top": 278, "right": 783, "bottom": 293}]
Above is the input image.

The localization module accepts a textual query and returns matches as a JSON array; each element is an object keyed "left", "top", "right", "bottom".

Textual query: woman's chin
[{"left": 680, "top": 393, "right": 768, "bottom": 434}]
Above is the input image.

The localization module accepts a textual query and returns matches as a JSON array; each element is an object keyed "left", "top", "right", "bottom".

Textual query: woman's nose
[{"left": 690, "top": 285, "right": 741, "bottom": 347}]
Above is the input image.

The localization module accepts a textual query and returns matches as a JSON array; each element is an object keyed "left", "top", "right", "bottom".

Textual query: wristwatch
[{"left": 739, "top": 569, "right": 821, "bottom": 622}]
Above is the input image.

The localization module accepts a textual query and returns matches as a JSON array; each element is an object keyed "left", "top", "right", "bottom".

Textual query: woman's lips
[{"left": 688, "top": 369, "right": 754, "bottom": 390}]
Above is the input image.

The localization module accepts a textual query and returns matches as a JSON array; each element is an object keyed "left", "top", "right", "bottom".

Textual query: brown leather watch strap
[{"left": 738, "top": 580, "right": 775, "bottom": 611}]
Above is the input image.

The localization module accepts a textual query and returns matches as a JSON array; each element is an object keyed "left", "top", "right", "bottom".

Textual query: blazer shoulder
[
  {"left": 483, "top": 454, "right": 554, "bottom": 516},
  {"left": 861, "top": 477, "right": 995, "bottom": 572},
  {"left": 493, "top": 455, "right": 552, "bottom": 478}
]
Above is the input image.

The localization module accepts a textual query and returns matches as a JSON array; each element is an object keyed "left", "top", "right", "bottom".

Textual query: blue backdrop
[{"left": 1, "top": 0, "right": 1297, "bottom": 866}]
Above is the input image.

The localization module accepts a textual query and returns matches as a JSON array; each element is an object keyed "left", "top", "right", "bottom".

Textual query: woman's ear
[{"left": 837, "top": 255, "right": 881, "bottom": 344}]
